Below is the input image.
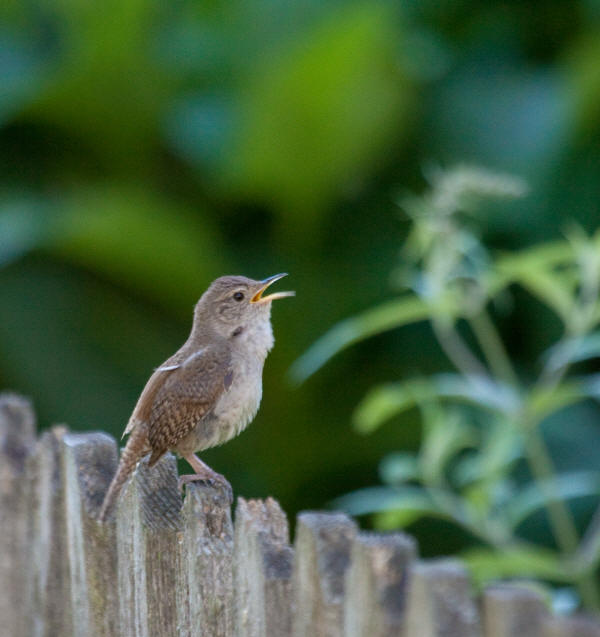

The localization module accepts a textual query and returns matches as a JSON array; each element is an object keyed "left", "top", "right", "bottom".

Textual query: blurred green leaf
[
  {"left": 373, "top": 506, "right": 435, "bottom": 530},
  {"left": 496, "top": 259, "right": 574, "bottom": 322},
  {"left": 527, "top": 382, "right": 584, "bottom": 423},
  {"left": 0, "top": 29, "right": 46, "bottom": 123},
  {"left": 420, "top": 405, "right": 476, "bottom": 486},
  {"left": 353, "top": 378, "right": 437, "bottom": 434},
  {"left": 165, "top": 92, "right": 235, "bottom": 170},
  {"left": 0, "top": 199, "right": 47, "bottom": 265},
  {"left": 506, "top": 471, "right": 600, "bottom": 529},
  {"left": 223, "top": 1, "right": 411, "bottom": 225},
  {"left": 435, "top": 374, "right": 521, "bottom": 413},
  {"left": 487, "top": 242, "right": 573, "bottom": 296},
  {"left": 544, "top": 333, "right": 600, "bottom": 373},
  {"left": 519, "top": 271, "right": 575, "bottom": 322},
  {"left": 462, "top": 546, "right": 568, "bottom": 586},
  {"left": 289, "top": 296, "right": 430, "bottom": 384},
  {"left": 579, "top": 374, "right": 600, "bottom": 403},
  {"left": 332, "top": 485, "right": 442, "bottom": 528},
  {"left": 42, "top": 187, "right": 228, "bottom": 314},
  {"left": 25, "top": 0, "right": 172, "bottom": 165},
  {"left": 353, "top": 374, "right": 520, "bottom": 434},
  {"left": 454, "top": 418, "right": 523, "bottom": 486},
  {"left": 462, "top": 479, "right": 514, "bottom": 532},
  {"left": 564, "top": 31, "right": 600, "bottom": 136},
  {"left": 379, "top": 452, "right": 419, "bottom": 485}
]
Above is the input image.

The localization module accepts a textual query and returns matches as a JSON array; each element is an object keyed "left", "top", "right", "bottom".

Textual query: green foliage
[
  {"left": 298, "top": 165, "right": 600, "bottom": 611},
  {"left": 223, "top": 2, "right": 410, "bottom": 226},
  {"left": 290, "top": 298, "right": 431, "bottom": 384}
]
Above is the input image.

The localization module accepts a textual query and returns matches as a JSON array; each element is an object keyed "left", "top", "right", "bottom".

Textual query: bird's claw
[{"left": 178, "top": 473, "right": 233, "bottom": 504}]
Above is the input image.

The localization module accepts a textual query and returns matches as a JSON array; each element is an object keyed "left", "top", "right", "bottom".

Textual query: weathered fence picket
[
  {"left": 116, "top": 453, "right": 185, "bottom": 636},
  {"left": 234, "top": 497, "right": 293, "bottom": 637},
  {"left": 1, "top": 392, "right": 600, "bottom": 637},
  {"left": 182, "top": 479, "right": 235, "bottom": 637},
  {"left": 292, "top": 512, "right": 357, "bottom": 637},
  {"left": 27, "top": 426, "right": 71, "bottom": 637},
  {"left": 482, "top": 584, "right": 548, "bottom": 637},
  {"left": 0, "top": 394, "right": 36, "bottom": 637},
  {"left": 542, "top": 615, "right": 600, "bottom": 637},
  {"left": 62, "top": 432, "right": 119, "bottom": 637},
  {"left": 344, "top": 532, "right": 415, "bottom": 637},
  {"left": 403, "top": 560, "right": 481, "bottom": 637}
]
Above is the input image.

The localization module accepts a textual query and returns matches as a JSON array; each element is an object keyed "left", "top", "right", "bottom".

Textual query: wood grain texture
[
  {"left": 482, "top": 584, "right": 548, "bottom": 637},
  {"left": 292, "top": 511, "right": 358, "bottom": 637},
  {"left": 235, "top": 497, "right": 294, "bottom": 637},
  {"left": 61, "top": 432, "right": 119, "bottom": 637},
  {"left": 344, "top": 531, "right": 416, "bottom": 637},
  {"left": 181, "top": 481, "right": 235, "bottom": 637},
  {"left": 116, "top": 453, "right": 184, "bottom": 637},
  {"left": 28, "top": 427, "right": 71, "bottom": 637},
  {"left": 403, "top": 559, "right": 482, "bottom": 637},
  {"left": 542, "top": 615, "right": 600, "bottom": 637},
  {"left": 0, "top": 393, "right": 36, "bottom": 637},
  {"left": 2, "top": 394, "right": 600, "bottom": 636}
]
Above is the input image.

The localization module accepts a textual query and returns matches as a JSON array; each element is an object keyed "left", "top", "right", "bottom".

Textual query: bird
[{"left": 98, "top": 273, "right": 294, "bottom": 522}]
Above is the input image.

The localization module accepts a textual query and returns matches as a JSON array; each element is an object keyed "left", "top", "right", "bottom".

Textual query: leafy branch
[{"left": 292, "top": 165, "right": 600, "bottom": 611}]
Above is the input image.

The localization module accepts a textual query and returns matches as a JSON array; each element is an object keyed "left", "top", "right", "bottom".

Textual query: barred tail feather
[{"left": 98, "top": 425, "right": 149, "bottom": 523}]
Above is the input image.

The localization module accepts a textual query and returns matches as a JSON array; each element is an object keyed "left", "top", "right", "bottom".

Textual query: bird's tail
[{"left": 98, "top": 425, "right": 149, "bottom": 523}]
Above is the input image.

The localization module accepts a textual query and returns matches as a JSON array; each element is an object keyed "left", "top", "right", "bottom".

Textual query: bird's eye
[{"left": 233, "top": 292, "right": 244, "bottom": 301}]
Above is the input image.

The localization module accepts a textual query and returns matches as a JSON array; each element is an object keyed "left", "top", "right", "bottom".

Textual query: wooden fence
[{"left": 1, "top": 392, "right": 600, "bottom": 637}]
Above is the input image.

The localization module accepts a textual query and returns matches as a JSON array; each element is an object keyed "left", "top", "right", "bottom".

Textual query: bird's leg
[
  {"left": 180, "top": 453, "right": 233, "bottom": 501},
  {"left": 181, "top": 453, "right": 225, "bottom": 481}
]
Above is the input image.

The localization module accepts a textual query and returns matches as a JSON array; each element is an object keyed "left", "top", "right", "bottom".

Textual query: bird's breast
[{"left": 205, "top": 356, "right": 263, "bottom": 447}]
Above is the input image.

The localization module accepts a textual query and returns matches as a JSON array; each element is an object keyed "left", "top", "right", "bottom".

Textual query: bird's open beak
[{"left": 251, "top": 273, "right": 295, "bottom": 304}]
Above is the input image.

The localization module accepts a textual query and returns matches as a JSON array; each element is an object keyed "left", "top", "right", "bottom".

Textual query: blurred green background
[{"left": 1, "top": 0, "right": 600, "bottom": 554}]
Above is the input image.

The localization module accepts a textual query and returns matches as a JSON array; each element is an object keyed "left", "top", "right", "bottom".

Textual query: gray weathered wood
[
  {"left": 542, "top": 615, "right": 600, "bottom": 637},
  {"left": 482, "top": 583, "right": 548, "bottom": 637},
  {"left": 234, "top": 497, "right": 294, "bottom": 637},
  {"left": 61, "top": 432, "right": 119, "bottom": 637},
  {"left": 181, "top": 481, "right": 235, "bottom": 637},
  {"left": 1, "top": 394, "right": 600, "bottom": 636},
  {"left": 292, "top": 511, "right": 358, "bottom": 637},
  {"left": 0, "top": 393, "right": 37, "bottom": 637},
  {"left": 344, "top": 531, "right": 416, "bottom": 637},
  {"left": 28, "top": 426, "right": 72, "bottom": 637},
  {"left": 116, "top": 453, "right": 184, "bottom": 637},
  {"left": 403, "top": 559, "right": 481, "bottom": 637}
]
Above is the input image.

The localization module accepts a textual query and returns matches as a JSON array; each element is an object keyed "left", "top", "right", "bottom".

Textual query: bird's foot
[
  {"left": 180, "top": 453, "right": 234, "bottom": 503},
  {"left": 177, "top": 472, "right": 233, "bottom": 503}
]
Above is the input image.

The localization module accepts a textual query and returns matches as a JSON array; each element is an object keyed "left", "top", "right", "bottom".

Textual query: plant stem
[
  {"left": 425, "top": 485, "right": 512, "bottom": 548},
  {"left": 432, "top": 319, "right": 490, "bottom": 378},
  {"left": 469, "top": 309, "right": 519, "bottom": 386},
  {"left": 524, "top": 425, "right": 600, "bottom": 609},
  {"left": 576, "top": 504, "right": 600, "bottom": 574},
  {"left": 525, "top": 429, "right": 579, "bottom": 552},
  {"left": 526, "top": 326, "right": 600, "bottom": 609},
  {"left": 536, "top": 333, "right": 578, "bottom": 389}
]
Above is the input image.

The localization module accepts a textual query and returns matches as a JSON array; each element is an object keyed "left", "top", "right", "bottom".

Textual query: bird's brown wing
[
  {"left": 146, "top": 344, "right": 232, "bottom": 464},
  {"left": 122, "top": 346, "right": 193, "bottom": 438}
]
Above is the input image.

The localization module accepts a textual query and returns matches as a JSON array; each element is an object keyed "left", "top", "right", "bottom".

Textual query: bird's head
[{"left": 194, "top": 273, "right": 294, "bottom": 342}]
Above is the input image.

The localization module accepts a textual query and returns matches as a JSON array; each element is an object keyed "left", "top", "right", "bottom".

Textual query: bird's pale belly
[{"left": 174, "top": 375, "right": 263, "bottom": 456}]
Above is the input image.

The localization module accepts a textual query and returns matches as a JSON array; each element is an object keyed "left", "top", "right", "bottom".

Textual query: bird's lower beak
[{"left": 251, "top": 273, "right": 295, "bottom": 304}]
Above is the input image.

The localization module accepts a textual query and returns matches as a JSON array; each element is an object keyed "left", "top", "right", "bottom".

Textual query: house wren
[{"left": 98, "top": 273, "right": 294, "bottom": 522}]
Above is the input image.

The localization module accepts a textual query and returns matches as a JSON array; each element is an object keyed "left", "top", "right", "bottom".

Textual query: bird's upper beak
[{"left": 250, "top": 273, "right": 295, "bottom": 304}]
